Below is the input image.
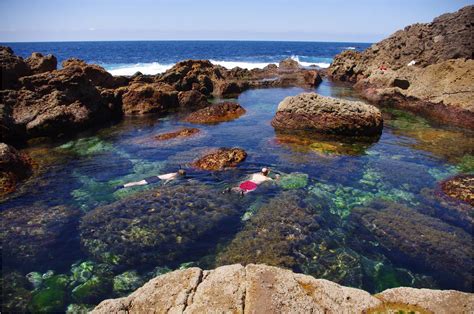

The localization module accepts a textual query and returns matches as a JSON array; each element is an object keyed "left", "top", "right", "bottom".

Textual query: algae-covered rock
[
  {"left": 440, "top": 174, "right": 474, "bottom": 206},
  {"left": 80, "top": 183, "right": 241, "bottom": 267},
  {"left": 113, "top": 271, "right": 145, "bottom": 296},
  {"left": 66, "top": 303, "right": 90, "bottom": 314},
  {"left": 0, "top": 203, "right": 80, "bottom": 271},
  {"left": 29, "top": 275, "right": 69, "bottom": 313},
  {"left": 192, "top": 147, "right": 247, "bottom": 171},
  {"left": 57, "top": 136, "right": 115, "bottom": 156},
  {"left": 349, "top": 201, "right": 474, "bottom": 291},
  {"left": 277, "top": 172, "right": 308, "bottom": 189},
  {"left": 71, "top": 275, "right": 112, "bottom": 304},
  {"left": 1, "top": 272, "right": 32, "bottom": 313}
]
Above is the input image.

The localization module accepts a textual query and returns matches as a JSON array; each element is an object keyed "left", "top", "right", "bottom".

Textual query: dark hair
[{"left": 178, "top": 169, "right": 186, "bottom": 176}]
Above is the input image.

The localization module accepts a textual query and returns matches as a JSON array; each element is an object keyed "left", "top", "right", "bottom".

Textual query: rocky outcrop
[
  {"left": 25, "top": 52, "right": 57, "bottom": 74},
  {"left": 0, "top": 143, "right": 33, "bottom": 196},
  {"left": 121, "top": 82, "right": 179, "bottom": 115},
  {"left": 92, "top": 264, "right": 474, "bottom": 314},
  {"left": 0, "top": 46, "right": 31, "bottom": 89},
  {"left": 192, "top": 147, "right": 247, "bottom": 170},
  {"left": 183, "top": 102, "right": 246, "bottom": 123},
  {"left": 154, "top": 128, "right": 200, "bottom": 141},
  {"left": 440, "top": 174, "right": 474, "bottom": 206},
  {"left": 326, "top": 5, "right": 474, "bottom": 129},
  {"left": 271, "top": 93, "right": 383, "bottom": 136},
  {"left": 1, "top": 58, "right": 128, "bottom": 139}
]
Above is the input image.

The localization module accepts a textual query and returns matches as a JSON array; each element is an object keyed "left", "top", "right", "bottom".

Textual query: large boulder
[
  {"left": 25, "top": 52, "right": 57, "bottom": 74},
  {"left": 0, "top": 143, "right": 33, "bottom": 196},
  {"left": 191, "top": 147, "right": 247, "bottom": 170},
  {"left": 327, "top": 5, "right": 474, "bottom": 129},
  {"left": 121, "top": 82, "right": 178, "bottom": 115},
  {"left": 91, "top": 264, "right": 473, "bottom": 314},
  {"left": 271, "top": 93, "right": 383, "bottom": 136},
  {"left": 183, "top": 102, "right": 246, "bottom": 123}
]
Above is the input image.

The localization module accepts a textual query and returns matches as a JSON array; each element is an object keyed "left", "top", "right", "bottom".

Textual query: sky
[{"left": 0, "top": 0, "right": 472, "bottom": 43}]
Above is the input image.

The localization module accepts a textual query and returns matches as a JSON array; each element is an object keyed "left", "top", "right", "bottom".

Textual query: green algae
[
  {"left": 70, "top": 261, "right": 95, "bottom": 284},
  {"left": 66, "top": 303, "right": 90, "bottom": 314},
  {"left": 457, "top": 154, "right": 474, "bottom": 173},
  {"left": 58, "top": 136, "right": 115, "bottom": 156},
  {"left": 113, "top": 271, "right": 144, "bottom": 296},
  {"left": 277, "top": 172, "right": 309, "bottom": 189},
  {"left": 71, "top": 275, "right": 111, "bottom": 304},
  {"left": 385, "top": 109, "right": 430, "bottom": 130},
  {"left": 30, "top": 275, "right": 69, "bottom": 313}
]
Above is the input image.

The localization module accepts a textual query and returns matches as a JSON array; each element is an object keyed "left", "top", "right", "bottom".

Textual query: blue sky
[{"left": 0, "top": 0, "right": 471, "bottom": 42}]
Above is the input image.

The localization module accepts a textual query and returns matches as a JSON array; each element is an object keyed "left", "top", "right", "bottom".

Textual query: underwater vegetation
[
  {"left": 348, "top": 200, "right": 474, "bottom": 291},
  {"left": 0, "top": 203, "right": 81, "bottom": 272},
  {"left": 80, "top": 183, "right": 242, "bottom": 267},
  {"left": 277, "top": 172, "right": 309, "bottom": 189},
  {"left": 57, "top": 136, "right": 115, "bottom": 157}
]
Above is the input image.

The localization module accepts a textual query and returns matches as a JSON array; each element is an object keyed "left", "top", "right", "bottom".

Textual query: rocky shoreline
[
  {"left": 92, "top": 264, "right": 473, "bottom": 313},
  {"left": 326, "top": 5, "right": 474, "bottom": 129}
]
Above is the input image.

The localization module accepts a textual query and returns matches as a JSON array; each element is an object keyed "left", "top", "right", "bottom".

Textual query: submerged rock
[
  {"left": 91, "top": 264, "right": 474, "bottom": 314},
  {"left": 191, "top": 147, "right": 247, "bottom": 170},
  {"left": 349, "top": 201, "right": 474, "bottom": 291},
  {"left": 440, "top": 174, "right": 474, "bottom": 206},
  {"left": 0, "top": 203, "right": 80, "bottom": 271},
  {"left": 80, "top": 183, "right": 241, "bottom": 267},
  {"left": 271, "top": 93, "right": 383, "bottom": 136},
  {"left": 0, "top": 272, "right": 32, "bottom": 313},
  {"left": 154, "top": 127, "right": 200, "bottom": 141},
  {"left": 276, "top": 172, "right": 308, "bottom": 189},
  {"left": 183, "top": 102, "right": 246, "bottom": 124},
  {"left": 0, "top": 142, "right": 34, "bottom": 196}
]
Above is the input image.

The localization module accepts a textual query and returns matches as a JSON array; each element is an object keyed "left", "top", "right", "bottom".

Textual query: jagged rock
[
  {"left": 279, "top": 58, "right": 300, "bottom": 70},
  {"left": 0, "top": 46, "right": 31, "bottom": 89},
  {"left": 271, "top": 93, "right": 383, "bottom": 136},
  {"left": 191, "top": 147, "right": 247, "bottom": 170},
  {"left": 91, "top": 264, "right": 474, "bottom": 314},
  {"left": 177, "top": 90, "right": 209, "bottom": 108},
  {"left": 154, "top": 128, "right": 200, "bottom": 141},
  {"left": 183, "top": 102, "right": 246, "bottom": 123},
  {"left": 121, "top": 82, "right": 178, "bottom": 115},
  {"left": 0, "top": 143, "right": 33, "bottom": 196},
  {"left": 327, "top": 5, "right": 474, "bottom": 129},
  {"left": 440, "top": 174, "right": 474, "bottom": 206},
  {"left": 25, "top": 52, "right": 57, "bottom": 74}
]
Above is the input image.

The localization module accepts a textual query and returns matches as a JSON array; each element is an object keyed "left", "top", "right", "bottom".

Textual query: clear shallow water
[
  {"left": 3, "top": 40, "right": 370, "bottom": 74},
  {"left": 1, "top": 81, "right": 473, "bottom": 312}
]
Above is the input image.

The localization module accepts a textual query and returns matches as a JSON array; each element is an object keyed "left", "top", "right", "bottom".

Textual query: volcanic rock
[
  {"left": 192, "top": 147, "right": 247, "bottom": 170},
  {"left": 271, "top": 93, "right": 383, "bottom": 136},
  {"left": 25, "top": 52, "right": 57, "bottom": 74},
  {"left": 183, "top": 102, "right": 246, "bottom": 123},
  {"left": 121, "top": 82, "right": 178, "bottom": 115},
  {"left": 0, "top": 143, "right": 33, "bottom": 196},
  {"left": 0, "top": 46, "right": 31, "bottom": 89},
  {"left": 91, "top": 264, "right": 474, "bottom": 314}
]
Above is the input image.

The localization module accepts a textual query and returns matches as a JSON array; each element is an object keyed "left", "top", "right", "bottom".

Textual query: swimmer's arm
[
  {"left": 123, "top": 179, "right": 148, "bottom": 188},
  {"left": 158, "top": 172, "right": 177, "bottom": 180}
]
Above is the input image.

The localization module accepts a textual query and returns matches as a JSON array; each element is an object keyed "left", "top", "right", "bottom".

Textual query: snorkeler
[
  {"left": 117, "top": 169, "right": 186, "bottom": 189},
  {"left": 225, "top": 167, "right": 279, "bottom": 195}
]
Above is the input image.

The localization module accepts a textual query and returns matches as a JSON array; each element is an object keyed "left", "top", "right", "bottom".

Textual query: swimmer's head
[
  {"left": 261, "top": 167, "right": 270, "bottom": 176},
  {"left": 178, "top": 169, "right": 186, "bottom": 176}
]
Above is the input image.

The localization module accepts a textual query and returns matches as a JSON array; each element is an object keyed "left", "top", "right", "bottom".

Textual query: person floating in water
[
  {"left": 226, "top": 167, "right": 279, "bottom": 195},
  {"left": 117, "top": 169, "right": 186, "bottom": 189}
]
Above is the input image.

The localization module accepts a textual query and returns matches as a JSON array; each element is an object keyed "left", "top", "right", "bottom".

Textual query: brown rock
[
  {"left": 440, "top": 174, "right": 474, "bottom": 206},
  {"left": 121, "top": 82, "right": 178, "bottom": 115},
  {"left": 0, "top": 143, "right": 33, "bottom": 197},
  {"left": 178, "top": 90, "right": 209, "bottom": 108},
  {"left": 192, "top": 147, "right": 247, "bottom": 170},
  {"left": 0, "top": 46, "right": 31, "bottom": 89},
  {"left": 271, "top": 93, "right": 383, "bottom": 136},
  {"left": 183, "top": 102, "right": 246, "bottom": 124},
  {"left": 25, "top": 52, "right": 57, "bottom": 74},
  {"left": 154, "top": 128, "right": 200, "bottom": 141},
  {"left": 279, "top": 57, "right": 300, "bottom": 70},
  {"left": 91, "top": 264, "right": 474, "bottom": 314}
]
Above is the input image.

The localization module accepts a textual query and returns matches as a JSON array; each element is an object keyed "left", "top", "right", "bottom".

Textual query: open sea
[{"left": 1, "top": 40, "right": 473, "bottom": 313}]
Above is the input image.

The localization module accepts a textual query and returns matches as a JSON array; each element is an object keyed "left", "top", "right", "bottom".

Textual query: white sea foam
[
  {"left": 106, "top": 56, "right": 330, "bottom": 76},
  {"left": 107, "top": 62, "right": 174, "bottom": 76},
  {"left": 344, "top": 46, "right": 356, "bottom": 50}
]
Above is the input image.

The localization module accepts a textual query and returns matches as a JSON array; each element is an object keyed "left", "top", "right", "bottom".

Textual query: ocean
[{"left": 3, "top": 40, "right": 371, "bottom": 75}]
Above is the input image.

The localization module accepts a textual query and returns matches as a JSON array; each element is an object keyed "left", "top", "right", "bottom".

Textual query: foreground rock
[
  {"left": 183, "top": 102, "right": 246, "bottom": 123},
  {"left": 92, "top": 264, "right": 473, "bottom": 314},
  {"left": 440, "top": 174, "right": 474, "bottom": 206},
  {"left": 0, "top": 143, "right": 33, "bottom": 196},
  {"left": 326, "top": 5, "right": 474, "bottom": 129},
  {"left": 272, "top": 93, "right": 383, "bottom": 136},
  {"left": 192, "top": 147, "right": 247, "bottom": 170},
  {"left": 154, "top": 128, "right": 200, "bottom": 141}
]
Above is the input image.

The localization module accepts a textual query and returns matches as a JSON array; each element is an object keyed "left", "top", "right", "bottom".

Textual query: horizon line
[{"left": 0, "top": 38, "right": 374, "bottom": 44}]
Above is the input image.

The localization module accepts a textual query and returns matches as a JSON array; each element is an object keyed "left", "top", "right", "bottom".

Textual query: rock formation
[
  {"left": 25, "top": 52, "right": 57, "bottom": 74},
  {"left": 154, "top": 128, "right": 200, "bottom": 141},
  {"left": 326, "top": 5, "right": 474, "bottom": 128},
  {"left": 0, "top": 142, "right": 33, "bottom": 196},
  {"left": 192, "top": 147, "right": 247, "bottom": 170},
  {"left": 92, "top": 264, "right": 474, "bottom": 314},
  {"left": 183, "top": 102, "right": 246, "bottom": 123},
  {"left": 271, "top": 93, "right": 383, "bottom": 136},
  {"left": 440, "top": 174, "right": 474, "bottom": 206}
]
